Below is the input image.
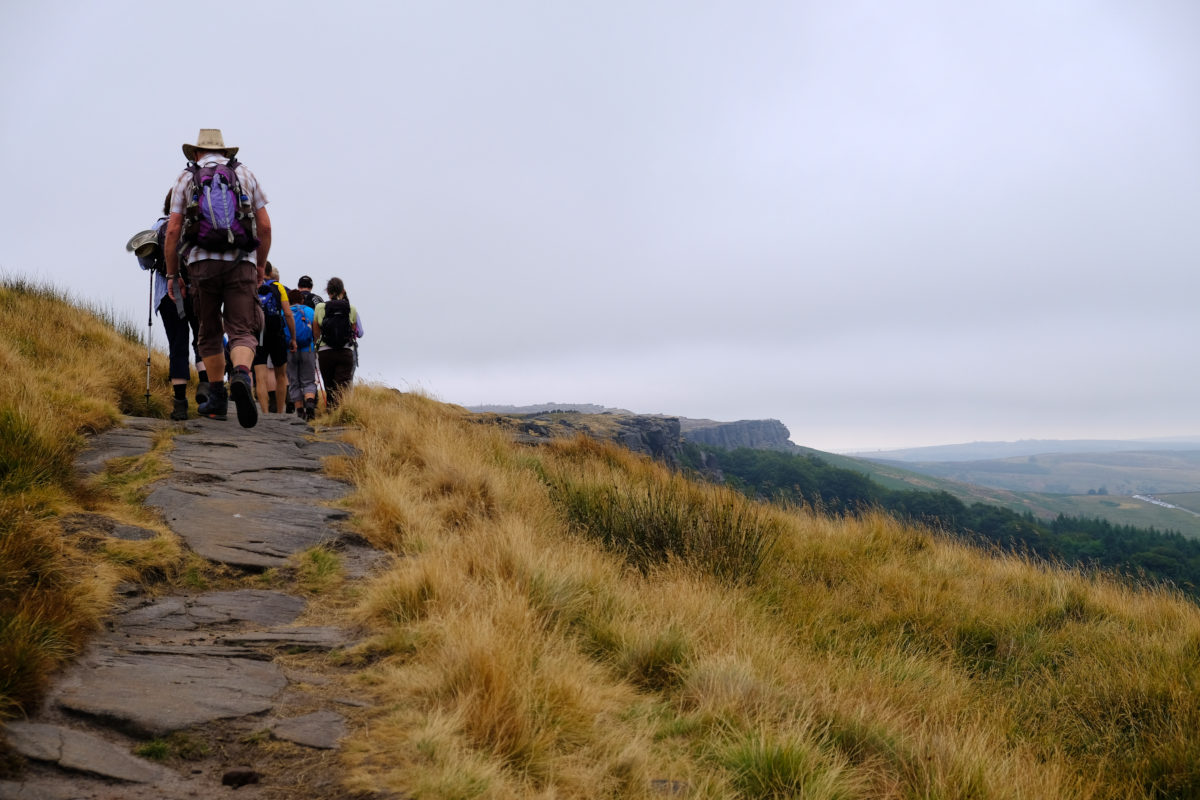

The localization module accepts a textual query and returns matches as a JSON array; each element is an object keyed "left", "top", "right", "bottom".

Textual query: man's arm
[
  {"left": 164, "top": 213, "right": 184, "bottom": 300},
  {"left": 254, "top": 206, "right": 271, "bottom": 283},
  {"left": 282, "top": 292, "right": 297, "bottom": 350}
]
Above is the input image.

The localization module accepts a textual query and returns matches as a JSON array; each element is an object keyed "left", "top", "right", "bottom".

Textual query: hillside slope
[
  {"left": 866, "top": 450, "right": 1200, "bottom": 495},
  {"left": 6, "top": 281, "right": 1200, "bottom": 798}
]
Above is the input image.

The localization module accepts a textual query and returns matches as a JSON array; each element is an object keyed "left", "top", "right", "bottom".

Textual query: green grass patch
[
  {"left": 545, "top": 466, "right": 782, "bottom": 584},
  {"left": 295, "top": 545, "right": 343, "bottom": 593},
  {"left": 720, "top": 733, "right": 854, "bottom": 800}
]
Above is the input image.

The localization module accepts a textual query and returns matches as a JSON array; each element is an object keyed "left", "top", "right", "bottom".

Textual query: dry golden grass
[{"left": 330, "top": 385, "right": 1200, "bottom": 799}]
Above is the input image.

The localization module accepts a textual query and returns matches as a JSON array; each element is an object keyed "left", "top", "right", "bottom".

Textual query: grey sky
[{"left": 2, "top": 1, "right": 1198, "bottom": 451}]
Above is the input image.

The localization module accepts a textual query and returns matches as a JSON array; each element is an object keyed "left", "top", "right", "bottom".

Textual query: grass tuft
[
  {"left": 543, "top": 439, "right": 783, "bottom": 583},
  {"left": 720, "top": 732, "right": 856, "bottom": 800}
]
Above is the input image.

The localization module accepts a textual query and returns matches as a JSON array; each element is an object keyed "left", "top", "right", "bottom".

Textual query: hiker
[
  {"left": 286, "top": 288, "right": 319, "bottom": 421},
  {"left": 313, "top": 277, "right": 363, "bottom": 411},
  {"left": 253, "top": 263, "right": 297, "bottom": 415},
  {"left": 127, "top": 196, "right": 212, "bottom": 420},
  {"left": 290, "top": 274, "right": 324, "bottom": 309},
  {"left": 164, "top": 129, "right": 271, "bottom": 428}
]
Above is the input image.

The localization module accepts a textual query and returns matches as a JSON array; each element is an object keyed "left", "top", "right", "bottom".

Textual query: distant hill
[
  {"left": 466, "top": 402, "right": 636, "bottom": 416},
  {"left": 854, "top": 449, "right": 1200, "bottom": 496},
  {"left": 847, "top": 437, "right": 1200, "bottom": 462}
]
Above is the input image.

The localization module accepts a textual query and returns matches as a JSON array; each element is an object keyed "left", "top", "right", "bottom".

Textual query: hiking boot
[
  {"left": 195, "top": 380, "right": 210, "bottom": 406},
  {"left": 304, "top": 398, "right": 317, "bottom": 422},
  {"left": 170, "top": 397, "right": 189, "bottom": 421},
  {"left": 285, "top": 400, "right": 295, "bottom": 414},
  {"left": 229, "top": 370, "right": 258, "bottom": 429},
  {"left": 198, "top": 382, "right": 228, "bottom": 421}
]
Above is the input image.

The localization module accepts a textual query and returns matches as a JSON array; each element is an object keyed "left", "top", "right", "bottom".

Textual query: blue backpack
[
  {"left": 258, "top": 280, "right": 283, "bottom": 318},
  {"left": 288, "top": 303, "right": 315, "bottom": 349}
]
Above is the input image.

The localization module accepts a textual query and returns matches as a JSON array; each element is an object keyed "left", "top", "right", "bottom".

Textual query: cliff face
[
  {"left": 679, "top": 419, "right": 798, "bottom": 452},
  {"left": 610, "top": 416, "right": 683, "bottom": 466},
  {"left": 472, "top": 408, "right": 795, "bottom": 467}
]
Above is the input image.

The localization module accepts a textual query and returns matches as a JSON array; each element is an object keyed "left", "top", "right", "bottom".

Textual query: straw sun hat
[
  {"left": 125, "top": 229, "right": 158, "bottom": 258},
  {"left": 182, "top": 128, "right": 238, "bottom": 161}
]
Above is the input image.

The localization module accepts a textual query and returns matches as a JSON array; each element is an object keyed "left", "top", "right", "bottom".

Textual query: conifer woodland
[{"left": 3, "top": 278, "right": 1200, "bottom": 798}]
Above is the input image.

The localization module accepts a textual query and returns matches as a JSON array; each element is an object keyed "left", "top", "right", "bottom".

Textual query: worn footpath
[{"left": 0, "top": 414, "right": 390, "bottom": 800}]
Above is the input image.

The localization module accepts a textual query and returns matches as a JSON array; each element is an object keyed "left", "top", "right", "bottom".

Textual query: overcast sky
[{"left": 2, "top": 1, "right": 1198, "bottom": 452}]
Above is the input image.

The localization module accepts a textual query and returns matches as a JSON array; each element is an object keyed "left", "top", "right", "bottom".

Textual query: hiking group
[{"left": 128, "top": 129, "right": 363, "bottom": 428}]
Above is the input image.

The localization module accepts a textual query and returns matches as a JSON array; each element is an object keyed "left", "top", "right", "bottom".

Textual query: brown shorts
[{"left": 188, "top": 259, "right": 259, "bottom": 358}]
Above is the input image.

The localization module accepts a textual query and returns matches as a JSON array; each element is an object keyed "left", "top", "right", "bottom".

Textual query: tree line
[{"left": 682, "top": 444, "right": 1200, "bottom": 598}]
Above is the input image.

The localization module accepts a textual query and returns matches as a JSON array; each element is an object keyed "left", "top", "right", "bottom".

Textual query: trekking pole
[
  {"left": 145, "top": 270, "right": 154, "bottom": 409},
  {"left": 314, "top": 349, "right": 326, "bottom": 411}
]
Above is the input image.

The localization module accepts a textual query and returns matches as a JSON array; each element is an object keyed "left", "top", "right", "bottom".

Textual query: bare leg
[
  {"left": 254, "top": 363, "right": 270, "bottom": 410},
  {"left": 203, "top": 353, "right": 225, "bottom": 384},
  {"left": 273, "top": 365, "right": 288, "bottom": 414},
  {"left": 230, "top": 344, "right": 254, "bottom": 371}
]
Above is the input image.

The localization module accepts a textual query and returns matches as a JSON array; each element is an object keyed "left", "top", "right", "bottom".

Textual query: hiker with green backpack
[
  {"left": 285, "top": 288, "right": 318, "bottom": 421},
  {"left": 313, "top": 276, "right": 363, "bottom": 411}
]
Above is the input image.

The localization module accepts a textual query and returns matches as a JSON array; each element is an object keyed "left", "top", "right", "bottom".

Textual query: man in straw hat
[{"left": 164, "top": 128, "right": 271, "bottom": 428}]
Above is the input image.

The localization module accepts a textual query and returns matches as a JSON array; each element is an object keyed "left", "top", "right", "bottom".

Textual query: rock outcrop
[
  {"left": 474, "top": 408, "right": 799, "bottom": 467},
  {"left": 488, "top": 411, "right": 684, "bottom": 467},
  {"left": 679, "top": 418, "right": 799, "bottom": 452}
]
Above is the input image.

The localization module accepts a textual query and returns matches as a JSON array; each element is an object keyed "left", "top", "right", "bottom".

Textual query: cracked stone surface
[
  {"left": 2, "top": 414, "right": 379, "bottom": 800},
  {"left": 269, "top": 710, "right": 346, "bottom": 750},
  {"left": 5, "top": 723, "right": 171, "bottom": 784},
  {"left": 54, "top": 651, "right": 289, "bottom": 737}
]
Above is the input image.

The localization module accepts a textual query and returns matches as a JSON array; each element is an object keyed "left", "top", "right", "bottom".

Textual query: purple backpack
[{"left": 184, "top": 158, "right": 260, "bottom": 252}]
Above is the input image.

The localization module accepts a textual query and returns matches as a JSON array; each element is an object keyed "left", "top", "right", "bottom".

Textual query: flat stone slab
[
  {"left": 143, "top": 417, "right": 355, "bottom": 569},
  {"left": 118, "top": 591, "right": 306, "bottom": 635},
  {"left": 73, "top": 418, "right": 167, "bottom": 476},
  {"left": 144, "top": 484, "right": 345, "bottom": 569},
  {"left": 219, "top": 626, "right": 355, "bottom": 651},
  {"left": 270, "top": 710, "right": 346, "bottom": 750},
  {"left": 169, "top": 432, "right": 321, "bottom": 477},
  {"left": 3, "top": 722, "right": 170, "bottom": 784},
  {"left": 232, "top": 468, "right": 353, "bottom": 502},
  {"left": 54, "top": 651, "right": 287, "bottom": 737}
]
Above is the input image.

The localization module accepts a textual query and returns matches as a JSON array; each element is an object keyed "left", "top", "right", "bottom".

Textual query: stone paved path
[{"left": 1, "top": 415, "right": 386, "bottom": 800}]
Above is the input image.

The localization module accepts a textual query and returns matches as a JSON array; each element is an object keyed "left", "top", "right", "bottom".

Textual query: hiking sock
[{"left": 171, "top": 384, "right": 189, "bottom": 421}]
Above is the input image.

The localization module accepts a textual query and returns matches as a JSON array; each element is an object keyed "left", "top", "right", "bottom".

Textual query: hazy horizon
[{"left": 3, "top": 2, "right": 1198, "bottom": 454}]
